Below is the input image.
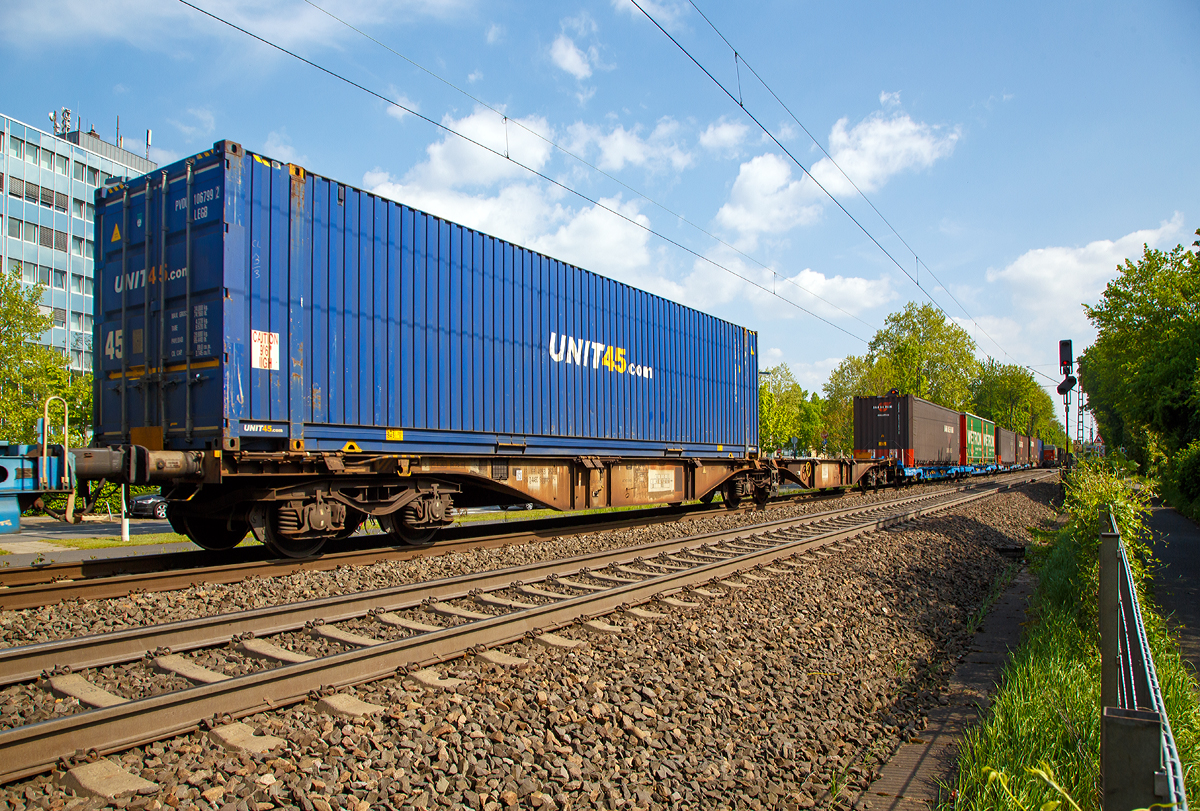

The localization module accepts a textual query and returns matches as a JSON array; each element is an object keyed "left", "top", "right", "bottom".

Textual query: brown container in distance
[{"left": 853, "top": 393, "right": 959, "bottom": 468}]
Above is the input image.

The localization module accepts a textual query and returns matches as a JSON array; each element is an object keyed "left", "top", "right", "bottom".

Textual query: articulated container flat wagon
[{"left": 81, "top": 139, "right": 776, "bottom": 556}]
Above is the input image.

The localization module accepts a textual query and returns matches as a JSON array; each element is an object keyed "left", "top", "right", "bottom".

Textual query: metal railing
[{"left": 1099, "top": 507, "right": 1188, "bottom": 809}]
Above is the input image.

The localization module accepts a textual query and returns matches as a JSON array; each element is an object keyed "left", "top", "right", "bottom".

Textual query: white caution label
[
  {"left": 647, "top": 468, "right": 675, "bottom": 493},
  {"left": 251, "top": 330, "right": 280, "bottom": 370}
]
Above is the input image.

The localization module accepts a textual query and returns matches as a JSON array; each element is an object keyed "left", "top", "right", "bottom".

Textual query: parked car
[{"left": 129, "top": 493, "right": 168, "bottom": 519}]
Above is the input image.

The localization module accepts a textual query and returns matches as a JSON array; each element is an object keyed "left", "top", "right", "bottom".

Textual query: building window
[
  {"left": 7, "top": 218, "right": 19, "bottom": 239},
  {"left": 38, "top": 266, "right": 50, "bottom": 285},
  {"left": 24, "top": 181, "right": 38, "bottom": 203},
  {"left": 70, "top": 273, "right": 84, "bottom": 294},
  {"left": 41, "top": 150, "right": 54, "bottom": 171},
  {"left": 8, "top": 138, "right": 22, "bottom": 160},
  {"left": 8, "top": 176, "right": 22, "bottom": 197},
  {"left": 39, "top": 227, "right": 53, "bottom": 249},
  {"left": 82, "top": 351, "right": 93, "bottom": 370},
  {"left": 41, "top": 186, "right": 54, "bottom": 208},
  {"left": 85, "top": 202, "right": 95, "bottom": 222},
  {"left": 8, "top": 259, "right": 21, "bottom": 278},
  {"left": 70, "top": 312, "right": 84, "bottom": 331},
  {"left": 52, "top": 269, "right": 66, "bottom": 290},
  {"left": 54, "top": 192, "right": 67, "bottom": 213},
  {"left": 71, "top": 349, "right": 83, "bottom": 368},
  {"left": 73, "top": 161, "right": 84, "bottom": 182},
  {"left": 84, "top": 277, "right": 93, "bottom": 296},
  {"left": 85, "top": 167, "right": 99, "bottom": 186},
  {"left": 71, "top": 236, "right": 84, "bottom": 256},
  {"left": 25, "top": 143, "right": 38, "bottom": 165},
  {"left": 84, "top": 240, "right": 94, "bottom": 259},
  {"left": 53, "top": 229, "right": 67, "bottom": 252},
  {"left": 52, "top": 308, "right": 66, "bottom": 328},
  {"left": 72, "top": 199, "right": 83, "bottom": 218},
  {"left": 55, "top": 154, "right": 68, "bottom": 175},
  {"left": 23, "top": 222, "right": 37, "bottom": 244},
  {"left": 83, "top": 314, "right": 93, "bottom": 331}
]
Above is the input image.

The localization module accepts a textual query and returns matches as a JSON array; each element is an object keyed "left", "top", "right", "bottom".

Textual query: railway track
[
  {"left": 0, "top": 486, "right": 854, "bottom": 610},
  {"left": 0, "top": 472, "right": 1050, "bottom": 784}
]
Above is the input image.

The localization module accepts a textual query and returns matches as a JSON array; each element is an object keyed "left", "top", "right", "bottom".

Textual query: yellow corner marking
[
  {"left": 717, "top": 444, "right": 723, "bottom": 452},
  {"left": 111, "top": 223, "right": 121, "bottom": 242},
  {"left": 386, "top": 428, "right": 404, "bottom": 441},
  {"left": 342, "top": 441, "right": 362, "bottom": 453}
]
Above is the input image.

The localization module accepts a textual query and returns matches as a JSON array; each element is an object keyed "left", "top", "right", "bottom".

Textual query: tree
[
  {"left": 759, "top": 364, "right": 823, "bottom": 455},
  {"left": 0, "top": 267, "right": 92, "bottom": 447},
  {"left": 971, "top": 358, "right": 1063, "bottom": 442},
  {"left": 821, "top": 354, "right": 898, "bottom": 454},
  {"left": 1080, "top": 230, "right": 1200, "bottom": 465},
  {"left": 867, "top": 302, "right": 980, "bottom": 411}
]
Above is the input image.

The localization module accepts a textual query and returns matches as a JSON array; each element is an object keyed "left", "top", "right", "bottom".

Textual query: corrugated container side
[
  {"left": 910, "top": 396, "right": 960, "bottom": 465},
  {"left": 95, "top": 142, "right": 759, "bottom": 458},
  {"left": 997, "top": 427, "right": 1017, "bottom": 465},
  {"left": 854, "top": 394, "right": 958, "bottom": 466}
]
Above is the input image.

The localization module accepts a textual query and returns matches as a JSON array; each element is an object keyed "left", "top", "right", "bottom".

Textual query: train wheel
[
  {"left": 698, "top": 492, "right": 716, "bottom": 504},
  {"left": 249, "top": 505, "right": 328, "bottom": 559},
  {"left": 179, "top": 514, "right": 249, "bottom": 551},
  {"left": 333, "top": 511, "right": 366, "bottom": 540},
  {"left": 721, "top": 483, "right": 742, "bottom": 510},
  {"left": 379, "top": 513, "right": 438, "bottom": 545}
]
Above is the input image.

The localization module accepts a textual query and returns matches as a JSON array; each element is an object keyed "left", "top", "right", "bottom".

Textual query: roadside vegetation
[
  {"left": 949, "top": 459, "right": 1200, "bottom": 808},
  {"left": 1079, "top": 227, "right": 1200, "bottom": 518}
]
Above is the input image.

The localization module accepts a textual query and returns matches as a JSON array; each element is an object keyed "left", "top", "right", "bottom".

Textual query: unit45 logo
[{"left": 547, "top": 333, "right": 655, "bottom": 379}]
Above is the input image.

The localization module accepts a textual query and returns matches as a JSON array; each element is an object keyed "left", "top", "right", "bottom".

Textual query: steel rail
[
  {"left": 0, "top": 474, "right": 1049, "bottom": 783},
  {"left": 0, "top": 487, "right": 856, "bottom": 608},
  {"left": 0, "top": 483, "right": 978, "bottom": 685}
]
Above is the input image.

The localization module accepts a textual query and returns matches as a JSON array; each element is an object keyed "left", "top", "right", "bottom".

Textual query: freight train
[
  {"left": 7, "top": 140, "right": 1056, "bottom": 555},
  {"left": 852, "top": 391, "right": 1059, "bottom": 480}
]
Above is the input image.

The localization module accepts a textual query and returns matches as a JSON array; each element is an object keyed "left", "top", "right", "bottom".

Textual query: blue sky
[{"left": 5, "top": 0, "right": 1197, "bottom": 398}]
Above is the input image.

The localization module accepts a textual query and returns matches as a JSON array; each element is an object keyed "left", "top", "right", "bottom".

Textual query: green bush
[{"left": 1165, "top": 438, "right": 1200, "bottom": 518}]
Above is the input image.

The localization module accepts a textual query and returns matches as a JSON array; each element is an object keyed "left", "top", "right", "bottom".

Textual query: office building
[{"left": 1, "top": 110, "right": 156, "bottom": 372}]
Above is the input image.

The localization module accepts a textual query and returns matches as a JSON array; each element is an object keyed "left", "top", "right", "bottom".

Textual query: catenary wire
[
  {"left": 636, "top": 0, "right": 1056, "bottom": 382},
  {"left": 686, "top": 0, "right": 1018, "bottom": 370},
  {"left": 175, "top": 0, "right": 871, "bottom": 344},
  {"left": 296, "top": 0, "right": 876, "bottom": 333}
]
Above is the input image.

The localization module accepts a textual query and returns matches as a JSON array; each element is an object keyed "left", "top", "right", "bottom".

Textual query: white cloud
[
  {"left": 386, "top": 91, "right": 418, "bottom": 122},
  {"left": 262, "top": 129, "right": 307, "bottom": 165},
  {"left": 551, "top": 34, "right": 593, "bottom": 80},
  {"left": 714, "top": 154, "right": 823, "bottom": 248},
  {"left": 567, "top": 117, "right": 692, "bottom": 172},
  {"left": 979, "top": 213, "right": 1185, "bottom": 380},
  {"left": 467, "top": 70, "right": 483, "bottom": 83},
  {"left": 403, "top": 108, "right": 553, "bottom": 189},
  {"left": 610, "top": 0, "right": 689, "bottom": 26},
  {"left": 486, "top": 23, "right": 503, "bottom": 43},
  {"left": 809, "top": 111, "right": 959, "bottom": 196},
  {"left": 699, "top": 117, "right": 750, "bottom": 153},
  {"left": 148, "top": 146, "right": 181, "bottom": 165},
  {"left": 715, "top": 101, "right": 959, "bottom": 248},
  {"left": 169, "top": 108, "right": 215, "bottom": 139},
  {"left": 879, "top": 90, "right": 901, "bottom": 109},
  {"left": 1, "top": 0, "right": 471, "bottom": 51}
]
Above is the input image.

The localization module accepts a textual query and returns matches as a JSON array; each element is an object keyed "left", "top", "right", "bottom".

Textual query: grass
[
  {"left": 45, "top": 532, "right": 192, "bottom": 550},
  {"left": 949, "top": 464, "right": 1200, "bottom": 809}
]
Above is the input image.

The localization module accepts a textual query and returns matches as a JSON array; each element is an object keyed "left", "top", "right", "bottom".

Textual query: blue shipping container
[{"left": 94, "top": 140, "right": 759, "bottom": 458}]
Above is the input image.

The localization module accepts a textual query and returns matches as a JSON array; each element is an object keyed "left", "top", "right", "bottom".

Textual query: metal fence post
[
  {"left": 1103, "top": 707, "right": 1162, "bottom": 809},
  {"left": 1099, "top": 507, "right": 1118, "bottom": 711}
]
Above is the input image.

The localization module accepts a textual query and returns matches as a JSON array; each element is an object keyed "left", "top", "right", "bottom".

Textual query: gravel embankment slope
[{"left": 1, "top": 480, "right": 1056, "bottom": 810}]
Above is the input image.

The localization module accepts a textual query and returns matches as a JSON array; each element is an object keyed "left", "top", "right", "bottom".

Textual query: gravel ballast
[{"left": 0, "top": 479, "right": 1057, "bottom": 810}]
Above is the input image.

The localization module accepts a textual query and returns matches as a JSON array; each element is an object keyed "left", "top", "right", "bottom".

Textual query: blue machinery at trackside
[{"left": 0, "top": 398, "right": 77, "bottom": 535}]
